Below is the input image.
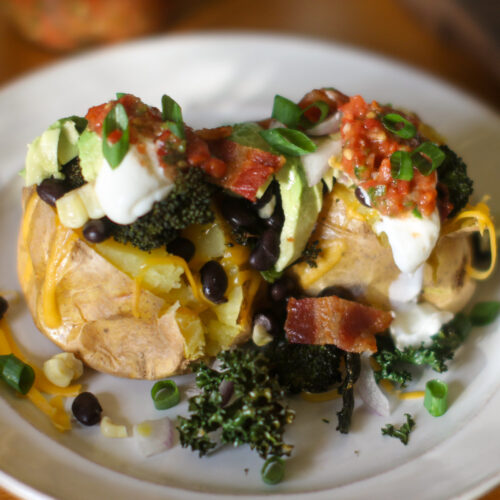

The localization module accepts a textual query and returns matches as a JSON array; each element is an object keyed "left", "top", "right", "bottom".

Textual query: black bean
[
  {"left": 36, "top": 178, "right": 69, "bottom": 206},
  {"left": 0, "top": 296, "right": 8, "bottom": 320},
  {"left": 355, "top": 187, "right": 370, "bottom": 207},
  {"left": 167, "top": 237, "right": 195, "bottom": 262},
  {"left": 318, "top": 286, "right": 355, "bottom": 301},
  {"left": 220, "top": 196, "right": 261, "bottom": 233},
  {"left": 249, "top": 228, "right": 280, "bottom": 271},
  {"left": 72, "top": 392, "right": 103, "bottom": 426},
  {"left": 270, "top": 276, "right": 296, "bottom": 302},
  {"left": 83, "top": 218, "right": 112, "bottom": 243},
  {"left": 253, "top": 181, "right": 276, "bottom": 210},
  {"left": 200, "top": 260, "right": 228, "bottom": 304},
  {"left": 253, "top": 310, "right": 280, "bottom": 337}
]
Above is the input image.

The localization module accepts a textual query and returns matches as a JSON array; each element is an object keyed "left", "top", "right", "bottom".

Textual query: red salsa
[{"left": 340, "top": 95, "right": 437, "bottom": 217}]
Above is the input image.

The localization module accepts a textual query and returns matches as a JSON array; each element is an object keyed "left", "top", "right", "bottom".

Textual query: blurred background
[
  {"left": 0, "top": 0, "right": 499, "bottom": 499},
  {"left": 0, "top": 0, "right": 499, "bottom": 109}
]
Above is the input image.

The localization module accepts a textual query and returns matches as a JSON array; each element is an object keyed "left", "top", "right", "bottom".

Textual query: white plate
[{"left": 0, "top": 33, "right": 499, "bottom": 500}]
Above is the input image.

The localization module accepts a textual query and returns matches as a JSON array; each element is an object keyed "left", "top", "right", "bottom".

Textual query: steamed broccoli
[
  {"left": 438, "top": 145, "right": 473, "bottom": 217},
  {"left": 177, "top": 348, "right": 295, "bottom": 459},
  {"left": 110, "top": 167, "right": 216, "bottom": 251},
  {"left": 61, "top": 158, "right": 86, "bottom": 190},
  {"left": 264, "top": 339, "right": 342, "bottom": 394},
  {"left": 373, "top": 313, "right": 472, "bottom": 387}
]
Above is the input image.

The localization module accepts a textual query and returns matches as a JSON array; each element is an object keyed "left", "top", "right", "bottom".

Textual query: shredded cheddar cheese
[
  {"left": 300, "top": 388, "right": 341, "bottom": 403},
  {"left": 450, "top": 200, "right": 497, "bottom": 280},
  {"left": 398, "top": 391, "right": 425, "bottom": 400}
]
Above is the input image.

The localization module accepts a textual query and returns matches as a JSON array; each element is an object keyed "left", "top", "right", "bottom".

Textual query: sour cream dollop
[
  {"left": 373, "top": 209, "right": 441, "bottom": 274},
  {"left": 94, "top": 141, "right": 173, "bottom": 225}
]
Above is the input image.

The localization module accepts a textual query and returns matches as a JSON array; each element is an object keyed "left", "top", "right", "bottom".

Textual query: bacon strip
[
  {"left": 285, "top": 296, "right": 393, "bottom": 353},
  {"left": 209, "top": 139, "right": 285, "bottom": 201}
]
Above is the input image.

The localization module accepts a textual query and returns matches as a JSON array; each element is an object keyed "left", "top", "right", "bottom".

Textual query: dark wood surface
[{"left": 0, "top": 0, "right": 498, "bottom": 498}]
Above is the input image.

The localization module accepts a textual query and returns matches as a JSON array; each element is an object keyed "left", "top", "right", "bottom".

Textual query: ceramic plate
[{"left": 0, "top": 33, "right": 499, "bottom": 500}]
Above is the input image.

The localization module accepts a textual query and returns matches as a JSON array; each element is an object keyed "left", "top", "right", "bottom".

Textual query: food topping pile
[{"left": 6, "top": 87, "right": 499, "bottom": 484}]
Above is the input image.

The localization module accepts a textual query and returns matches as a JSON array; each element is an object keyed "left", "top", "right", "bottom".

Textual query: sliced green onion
[
  {"left": 151, "top": 380, "right": 180, "bottom": 410},
  {"left": 260, "top": 128, "right": 317, "bottom": 156},
  {"left": 302, "top": 100, "right": 330, "bottom": 126},
  {"left": 102, "top": 103, "right": 130, "bottom": 169},
  {"left": 59, "top": 115, "right": 88, "bottom": 134},
  {"left": 424, "top": 379, "right": 448, "bottom": 417},
  {"left": 412, "top": 208, "right": 422, "bottom": 219},
  {"left": 161, "top": 95, "right": 185, "bottom": 139},
  {"left": 382, "top": 113, "right": 417, "bottom": 139},
  {"left": 261, "top": 456, "right": 285, "bottom": 485},
  {"left": 115, "top": 92, "right": 127, "bottom": 99},
  {"left": 411, "top": 142, "right": 445, "bottom": 175},
  {"left": 271, "top": 95, "right": 303, "bottom": 128},
  {"left": 390, "top": 150, "right": 413, "bottom": 180},
  {"left": 469, "top": 301, "right": 500, "bottom": 326},
  {"left": 0, "top": 354, "right": 35, "bottom": 395}
]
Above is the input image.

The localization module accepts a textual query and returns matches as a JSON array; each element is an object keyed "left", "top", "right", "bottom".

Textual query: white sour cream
[
  {"left": 388, "top": 265, "right": 424, "bottom": 310},
  {"left": 373, "top": 209, "right": 440, "bottom": 274},
  {"left": 390, "top": 302, "right": 453, "bottom": 350},
  {"left": 94, "top": 141, "right": 174, "bottom": 225}
]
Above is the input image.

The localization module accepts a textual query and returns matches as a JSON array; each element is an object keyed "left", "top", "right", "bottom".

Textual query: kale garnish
[
  {"left": 373, "top": 314, "right": 472, "bottom": 388},
  {"left": 177, "top": 348, "right": 294, "bottom": 460},
  {"left": 336, "top": 352, "right": 361, "bottom": 434},
  {"left": 381, "top": 413, "right": 415, "bottom": 445}
]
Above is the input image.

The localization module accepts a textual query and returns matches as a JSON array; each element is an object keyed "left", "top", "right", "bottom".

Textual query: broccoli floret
[
  {"left": 177, "top": 348, "right": 294, "bottom": 460},
  {"left": 438, "top": 145, "right": 473, "bottom": 217},
  {"left": 61, "top": 158, "right": 86, "bottom": 190},
  {"left": 373, "top": 313, "right": 472, "bottom": 387},
  {"left": 264, "top": 339, "right": 342, "bottom": 394},
  {"left": 381, "top": 413, "right": 415, "bottom": 445},
  {"left": 110, "top": 167, "right": 216, "bottom": 251},
  {"left": 300, "top": 240, "right": 322, "bottom": 268}
]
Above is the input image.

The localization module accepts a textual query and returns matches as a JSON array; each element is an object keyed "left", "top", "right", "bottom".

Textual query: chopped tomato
[
  {"left": 339, "top": 95, "right": 437, "bottom": 217},
  {"left": 285, "top": 296, "right": 393, "bottom": 353}
]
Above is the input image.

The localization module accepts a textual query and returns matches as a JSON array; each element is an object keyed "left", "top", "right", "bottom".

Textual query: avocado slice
[
  {"left": 77, "top": 129, "right": 104, "bottom": 182},
  {"left": 274, "top": 158, "right": 323, "bottom": 272},
  {"left": 24, "top": 118, "right": 83, "bottom": 186}
]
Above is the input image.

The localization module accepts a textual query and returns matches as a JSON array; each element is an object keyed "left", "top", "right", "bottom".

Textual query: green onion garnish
[
  {"left": 469, "top": 301, "right": 500, "bottom": 326},
  {"left": 0, "top": 354, "right": 35, "bottom": 395},
  {"left": 411, "top": 142, "right": 445, "bottom": 175},
  {"left": 102, "top": 103, "right": 130, "bottom": 169},
  {"left": 271, "top": 95, "right": 329, "bottom": 129},
  {"left": 161, "top": 94, "right": 185, "bottom": 139},
  {"left": 271, "top": 95, "right": 303, "bottom": 128},
  {"left": 260, "top": 128, "right": 317, "bottom": 156},
  {"left": 59, "top": 115, "right": 88, "bottom": 134},
  {"left": 424, "top": 379, "right": 448, "bottom": 417},
  {"left": 412, "top": 208, "right": 422, "bottom": 218},
  {"left": 382, "top": 113, "right": 417, "bottom": 139},
  {"left": 261, "top": 456, "right": 285, "bottom": 485},
  {"left": 390, "top": 150, "right": 413, "bottom": 180},
  {"left": 115, "top": 92, "right": 127, "bottom": 99},
  {"left": 151, "top": 380, "right": 180, "bottom": 410}
]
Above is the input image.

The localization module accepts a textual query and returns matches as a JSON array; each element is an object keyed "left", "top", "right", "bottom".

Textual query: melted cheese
[
  {"left": 446, "top": 200, "right": 497, "bottom": 280},
  {"left": 300, "top": 388, "right": 341, "bottom": 402},
  {"left": 398, "top": 391, "right": 425, "bottom": 400}
]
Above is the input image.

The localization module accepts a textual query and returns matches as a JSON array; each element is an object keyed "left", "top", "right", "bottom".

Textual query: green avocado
[
  {"left": 274, "top": 158, "right": 323, "bottom": 272},
  {"left": 24, "top": 118, "right": 82, "bottom": 186},
  {"left": 77, "top": 129, "right": 104, "bottom": 182}
]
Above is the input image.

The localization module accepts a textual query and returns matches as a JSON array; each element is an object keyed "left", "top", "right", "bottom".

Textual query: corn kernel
[
  {"left": 77, "top": 184, "right": 105, "bottom": 219},
  {"left": 56, "top": 190, "right": 88, "bottom": 228},
  {"left": 43, "top": 352, "right": 83, "bottom": 387},
  {"left": 100, "top": 416, "right": 128, "bottom": 438},
  {"left": 252, "top": 323, "right": 273, "bottom": 347}
]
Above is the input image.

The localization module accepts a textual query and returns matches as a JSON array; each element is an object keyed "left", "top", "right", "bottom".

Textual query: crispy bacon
[
  {"left": 208, "top": 139, "right": 285, "bottom": 201},
  {"left": 285, "top": 296, "right": 393, "bottom": 353}
]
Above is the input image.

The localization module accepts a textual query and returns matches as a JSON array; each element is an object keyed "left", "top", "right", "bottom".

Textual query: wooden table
[{"left": 0, "top": 0, "right": 498, "bottom": 498}]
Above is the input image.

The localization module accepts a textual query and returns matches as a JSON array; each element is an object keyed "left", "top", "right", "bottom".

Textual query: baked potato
[{"left": 18, "top": 186, "right": 260, "bottom": 379}]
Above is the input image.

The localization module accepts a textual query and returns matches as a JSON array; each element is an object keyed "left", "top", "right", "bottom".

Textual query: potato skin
[
  {"left": 291, "top": 188, "right": 476, "bottom": 312},
  {"left": 18, "top": 187, "right": 192, "bottom": 379}
]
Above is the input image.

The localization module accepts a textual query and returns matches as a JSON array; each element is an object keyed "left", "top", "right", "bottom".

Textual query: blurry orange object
[{"left": 2, "top": 0, "right": 174, "bottom": 51}]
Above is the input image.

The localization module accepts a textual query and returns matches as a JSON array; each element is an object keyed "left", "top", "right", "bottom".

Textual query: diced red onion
[
  {"left": 133, "top": 417, "right": 175, "bottom": 457},
  {"left": 302, "top": 138, "right": 342, "bottom": 187},
  {"left": 356, "top": 355, "right": 391, "bottom": 416},
  {"left": 307, "top": 111, "right": 342, "bottom": 136}
]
